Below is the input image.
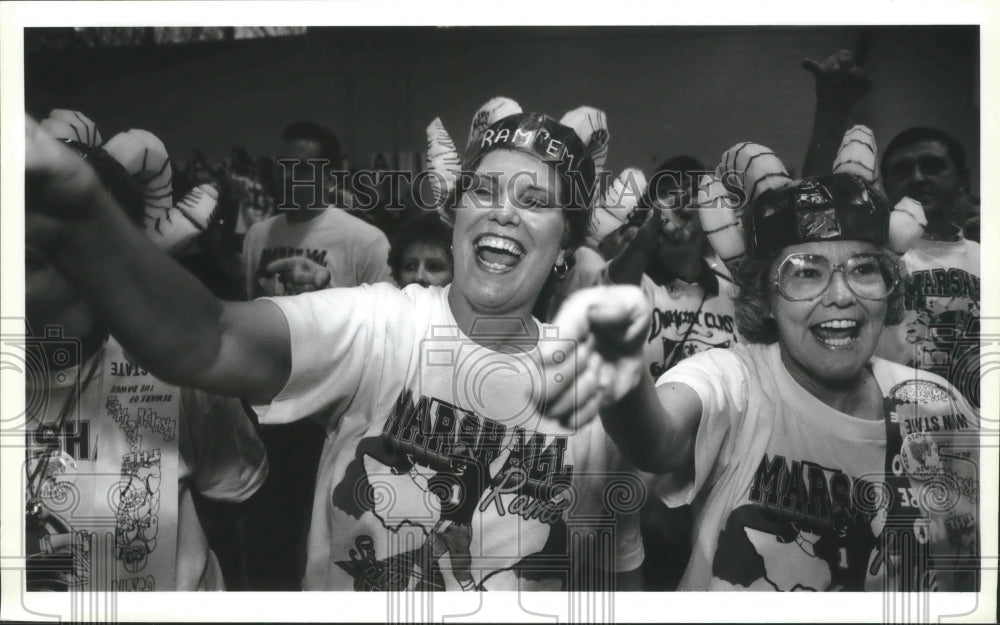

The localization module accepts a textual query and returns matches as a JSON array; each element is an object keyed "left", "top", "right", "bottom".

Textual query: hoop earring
[{"left": 553, "top": 260, "right": 569, "bottom": 280}]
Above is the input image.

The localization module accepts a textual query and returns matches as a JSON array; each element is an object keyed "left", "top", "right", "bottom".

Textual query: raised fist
[
  {"left": 802, "top": 49, "right": 872, "bottom": 106},
  {"left": 25, "top": 115, "right": 104, "bottom": 248}
]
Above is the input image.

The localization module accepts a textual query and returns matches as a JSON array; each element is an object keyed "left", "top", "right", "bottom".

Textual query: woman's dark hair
[
  {"left": 733, "top": 249, "right": 908, "bottom": 344},
  {"left": 639, "top": 154, "right": 706, "bottom": 210},
  {"left": 62, "top": 140, "right": 146, "bottom": 227},
  {"left": 388, "top": 213, "right": 454, "bottom": 283}
]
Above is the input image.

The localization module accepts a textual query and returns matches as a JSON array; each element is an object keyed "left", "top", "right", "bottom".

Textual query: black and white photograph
[{"left": 1, "top": 1, "right": 996, "bottom": 622}]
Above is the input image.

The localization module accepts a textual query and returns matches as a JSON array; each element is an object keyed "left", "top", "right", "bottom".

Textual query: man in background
[
  {"left": 876, "top": 128, "right": 981, "bottom": 408},
  {"left": 241, "top": 121, "right": 391, "bottom": 590}
]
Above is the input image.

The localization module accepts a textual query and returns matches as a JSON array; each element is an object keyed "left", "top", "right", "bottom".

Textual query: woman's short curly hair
[
  {"left": 733, "top": 248, "right": 908, "bottom": 344},
  {"left": 388, "top": 213, "right": 454, "bottom": 283}
]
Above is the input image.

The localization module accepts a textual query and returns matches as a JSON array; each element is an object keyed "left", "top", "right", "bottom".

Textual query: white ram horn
[
  {"left": 40, "top": 109, "right": 103, "bottom": 146},
  {"left": 833, "top": 125, "right": 879, "bottom": 183},
  {"left": 717, "top": 141, "right": 793, "bottom": 208},
  {"left": 467, "top": 96, "right": 522, "bottom": 149},
  {"left": 696, "top": 173, "right": 746, "bottom": 267},
  {"left": 145, "top": 184, "right": 218, "bottom": 254},
  {"left": 425, "top": 117, "right": 461, "bottom": 209},
  {"left": 587, "top": 168, "right": 646, "bottom": 247},
  {"left": 888, "top": 196, "right": 927, "bottom": 254},
  {"left": 103, "top": 129, "right": 173, "bottom": 213},
  {"left": 560, "top": 106, "right": 609, "bottom": 170}
]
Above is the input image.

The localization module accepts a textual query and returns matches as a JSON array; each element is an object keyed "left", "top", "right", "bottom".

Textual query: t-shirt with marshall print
[
  {"left": 261, "top": 283, "right": 644, "bottom": 591},
  {"left": 242, "top": 207, "right": 391, "bottom": 299},
  {"left": 654, "top": 342, "right": 978, "bottom": 591},
  {"left": 876, "top": 237, "right": 980, "bottom": 406}
]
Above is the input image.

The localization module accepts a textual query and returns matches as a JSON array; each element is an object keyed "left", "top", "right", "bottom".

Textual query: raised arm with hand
[
  {"left": 606, "top": 208, "right": 663, "bottom": 286},
  {"left": 801, "top": 49, "right": 872, "bottom": 177},
  {"left": 537, "top": 285, "right": 702, "bottom": 474},
  {"left": 25, "top": 115, "right": 291, "bottom": 404}
]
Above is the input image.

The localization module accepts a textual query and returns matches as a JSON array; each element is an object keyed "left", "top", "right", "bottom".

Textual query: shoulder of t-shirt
[
  {"left": 908, "top": 236, "right": 980, "bottom": 262},
  {"left": 660, "top": 341, "right": 753, "bottom": 384},
  {"left": 246, "top": 213, "right": 283, "bottom": 236},
  {"left": 639, "top": 272, "right": 659, "bottom": 296},
  {"left": 872, "top": 356, "right": 963, "bottom": 397}
]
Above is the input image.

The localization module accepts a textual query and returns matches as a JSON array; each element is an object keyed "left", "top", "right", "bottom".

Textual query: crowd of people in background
[{"left": 21, "top": 47, "right": 982, "bottom": 595}]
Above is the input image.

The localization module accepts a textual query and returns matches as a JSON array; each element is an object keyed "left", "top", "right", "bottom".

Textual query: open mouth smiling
[
  {"left": 474, "top": 234, "right": 525, "bottom": 274},
  {"left": 810, "top": 318, "right": 862, "bottom": 348}
]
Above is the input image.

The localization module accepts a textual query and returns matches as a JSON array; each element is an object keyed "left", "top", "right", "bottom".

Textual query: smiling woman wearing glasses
[{"left": 543, "top": 140, "right": 979, "bottom": 592}]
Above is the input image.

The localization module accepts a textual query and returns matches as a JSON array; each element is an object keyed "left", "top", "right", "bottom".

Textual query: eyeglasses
[{"left": 772, "top": 253, "right": 899, "bottom": 302}]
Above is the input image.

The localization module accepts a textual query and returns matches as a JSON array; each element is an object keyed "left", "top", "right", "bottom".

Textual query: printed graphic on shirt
[
  {"left": 254, "top": 246, "right": 332, "bottom": 297},
  {"left": 899, "top": 268, "right": 980, "bottom": 405},
  {"left": 647, "top": 306, "right": 736, "bottom": 379},
  {"left": 25, "top": 357, "right": 179, "bottom": 592},
  {"left": 330, "top": 388, "right": 574, "bottom": 591},
  {"left": 712, "top": 454, "right": 886, "bottom": 591},
  {"left": 712, "top": 378, "right": 976, "bottom": 592}
]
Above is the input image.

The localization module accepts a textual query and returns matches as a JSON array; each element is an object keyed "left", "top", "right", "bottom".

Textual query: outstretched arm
[
  {"left": 801, "top": 49, "right": 872, "bottom": 177},
  {"left": 26, "top": 116, "right": 291, "bottom": 404},
  {"left": 538, "top": 285, "right": 702, "bottom": 474},
  {"left": 606, "top": 208, "right": 663, "bottom": 286}
]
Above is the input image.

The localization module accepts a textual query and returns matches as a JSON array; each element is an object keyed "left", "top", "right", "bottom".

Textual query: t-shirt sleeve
[
  {"left": 261, "top": 283, "right": 402, "bottom": 428},
  {"left": 653, "top": 348, "right": 748, "bottom": 507},
  {"left": 357, "top": 229, "right": 393, "bottom": 285},
  {"left": 179, "top": 389, "right": 268, "bottom": 502}
]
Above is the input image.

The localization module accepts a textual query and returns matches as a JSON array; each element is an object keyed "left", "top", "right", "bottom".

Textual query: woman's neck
[
  {"left": 447, "top": 288, "right": 539, "bottom": 349},
  {"left": 780, "top": 349, "right": 880, "bottom": 419}
]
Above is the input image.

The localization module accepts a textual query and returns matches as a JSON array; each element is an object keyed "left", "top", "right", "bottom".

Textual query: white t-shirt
[
  {"left": 876, "top": 237, "right": 980, "bottom": 405},
  {"left": 638, "top": 260, "right": 738, "bottom": 380},
  {"left": 656, "top": 342, "right": 978, "bottom": 591},
  {"left": 25, "top": 337, "right": 268, "bottom": 591},
  {"left": 243, "top": 207, "right": 392, "bottom": 298},
  {"left": 263, "top": 283, "right": 644, "bottom": 591}
]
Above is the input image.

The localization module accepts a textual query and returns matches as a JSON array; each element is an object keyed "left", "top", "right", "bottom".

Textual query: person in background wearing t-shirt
[
  {"left": 597, "top": 155, "right": 738, "bottom": 590},
  {"left": 24, "top": 99, "right": 646, "bottom": 592},
  {"left": 542, "top": 164, "right": 979, "bottom": 591},
  {"left": 243, "top": 121, "right": 392, "bottom": 299},
  {"left": 797, "top": 48, "right": 981, "bottom": 410},
  {"left": 876, "top": 128, "right": 981, "bottom": 409},
  {"left": 240, "top": 121, "right": 393, "bottom": 589},
  {"left": 25, "top": 124, "right": 266, "bottom": 592}
]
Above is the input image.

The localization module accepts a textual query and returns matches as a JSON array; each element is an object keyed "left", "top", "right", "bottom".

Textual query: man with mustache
[{"left": 875, "top": 127, "right": 981, "bottom": 408}]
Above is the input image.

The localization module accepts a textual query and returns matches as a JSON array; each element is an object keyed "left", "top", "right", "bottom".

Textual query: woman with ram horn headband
[
  {"left": 26, "top": 98, "right": 644, "bottom": 592},
  {"left": 24, "top": 110, "right": 266, "bottom": 592},
  {"left": 538, "top": 130, "right": 979, "bottom": 592}
]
